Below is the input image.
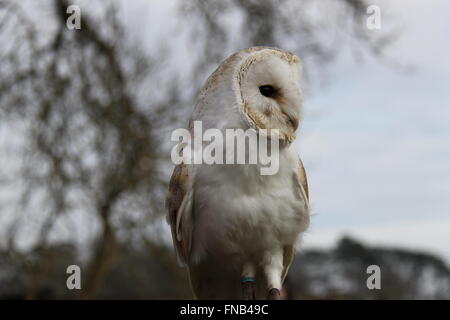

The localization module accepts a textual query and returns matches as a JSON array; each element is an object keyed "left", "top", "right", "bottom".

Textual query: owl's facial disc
[{"left": 237, "top": 50, "right": 303, "bottom": 143}]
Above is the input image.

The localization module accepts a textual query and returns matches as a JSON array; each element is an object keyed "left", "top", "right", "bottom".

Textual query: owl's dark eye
[{"left": 259, "top": 85, "right": 277, "bottom": 98}]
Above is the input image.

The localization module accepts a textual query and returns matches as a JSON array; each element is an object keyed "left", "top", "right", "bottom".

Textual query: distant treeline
[{"left": 1, "top": 237, "right": 448, "bottom": 299}]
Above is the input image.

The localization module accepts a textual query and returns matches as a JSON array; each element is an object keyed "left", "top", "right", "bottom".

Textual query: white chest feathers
[{"left": 190, "top": 146, "right": 309, "bottom": 263}]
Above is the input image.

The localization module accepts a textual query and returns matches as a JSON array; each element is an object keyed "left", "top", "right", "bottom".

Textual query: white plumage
[{"left": 166, "top": 47, "right": 310, "bottom": 299}]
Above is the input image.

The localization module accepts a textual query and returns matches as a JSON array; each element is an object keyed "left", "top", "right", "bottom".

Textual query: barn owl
[{"left": 166, "top": 47, "right": 310, "bottom": 300}]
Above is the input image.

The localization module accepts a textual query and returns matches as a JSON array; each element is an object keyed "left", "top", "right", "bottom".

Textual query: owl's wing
[
  {"left": 165, "top": 163, "right": 194, "bottom": 266},
  {"left": 282, "top": 157, "right": 310, "bottom": 282},
  {"left": 296, "top": 157, "right": 309, "bottom": 202},
  {"left": 281, "top": 245, "right": 295, "bottom": 283}
]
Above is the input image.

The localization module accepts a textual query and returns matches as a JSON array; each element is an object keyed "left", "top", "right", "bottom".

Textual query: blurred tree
[
  {"left": 288, "top": 237, "right": 450, "bottom": 299},
  {"left": 182, "top": 0, "right": 398, "bottom": 88},
  {"left": 0, "top": 0, "right": 176, "bottom": 298}
]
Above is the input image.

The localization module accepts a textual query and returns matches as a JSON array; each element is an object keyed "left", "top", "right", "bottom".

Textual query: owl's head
[{"left": 233, "top": 47, "right": 303, "bottom": 143}]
